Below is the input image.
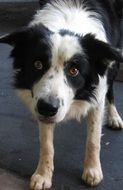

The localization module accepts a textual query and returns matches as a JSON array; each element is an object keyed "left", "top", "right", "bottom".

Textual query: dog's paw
[
  {"left": 108, "top": 115, "right": 123, "bottom": 129},
  {"left": 30, "top": 174, "right": 52, "bottom": 190},
  {"left": 82, "top": 167, "right": 103, "bottom": 186}
]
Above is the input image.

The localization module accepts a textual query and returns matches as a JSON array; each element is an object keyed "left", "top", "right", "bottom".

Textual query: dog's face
[{"left": 0, "top": 25, "right": 122, "bottom": 123}]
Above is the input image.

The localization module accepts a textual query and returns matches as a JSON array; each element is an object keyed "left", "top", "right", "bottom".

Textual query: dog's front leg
[
  {"left": 30, "top": 122, "right": 55, "bottom": 190},
  {"left": 82, "top": 105, "right": 104, "bottom": 186}
]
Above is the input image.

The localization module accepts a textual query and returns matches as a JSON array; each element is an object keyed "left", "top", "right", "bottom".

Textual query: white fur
[
  {"left": 82, "top": 76, "right": 106, "bottom": 186},
  {"left": 32, "top": 66, "right": 74, "bottom": 123},
  {"left": 30, "top": 0, "right": 107, "bottom": 42},
  {"left": 91, "top": 75, "right": 108, "bottom": 105},
  {"left": 108, "top": 103, "right": 123, "bottom": 129},
  {"left": 51, "top": 33, "right": 83, "bottom": 62},
  {"left": 30, "top": 123, "right": 55, "bottom": 190},
  {"left": 82, "top": 104, "right": 104, "bottom": 186},
  {"left": 67, "top": 75, "right": 108, "bottom": 122},
  {"left": 16, "top": 89, "right": 36, "bottom": 118},
  {"left": 66, "top": 100, "right": 91, "bottom": 121},
  {"left": 16, "top": 89, "right": 33, "bottom": 111}
]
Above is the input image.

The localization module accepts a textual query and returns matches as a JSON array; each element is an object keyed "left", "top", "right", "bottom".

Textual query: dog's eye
[
  {"left": 69, "top": 67, "right": 79, "bottom": 77},
  {"left": 34, "top": 61, "right": 43, "bottom": 70}
]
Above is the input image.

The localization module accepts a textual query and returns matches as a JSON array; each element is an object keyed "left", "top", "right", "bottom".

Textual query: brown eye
[
  {"left": 34, "top": 61, "right": 43, "bottom": 70},
  {"left": 69, "top": 67, "right": 79, "bottom": 76}
]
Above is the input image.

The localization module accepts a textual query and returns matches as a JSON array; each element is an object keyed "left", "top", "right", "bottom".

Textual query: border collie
[{"left": 0, "top": 0, "right": 123, "bottom": 189}]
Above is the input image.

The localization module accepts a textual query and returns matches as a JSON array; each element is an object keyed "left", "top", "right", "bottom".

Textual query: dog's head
[{"left": 0, "top": 25, "right": 122, "bottom": 123}]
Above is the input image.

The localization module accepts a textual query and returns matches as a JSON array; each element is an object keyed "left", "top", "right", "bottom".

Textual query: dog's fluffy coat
[{"left": 0, "top": 0, "right": 123, "bottom": 189}]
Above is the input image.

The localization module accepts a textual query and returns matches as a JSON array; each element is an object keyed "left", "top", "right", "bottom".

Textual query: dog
[{"left": 0, "top": 0, "right": 123, "bottom": 189}]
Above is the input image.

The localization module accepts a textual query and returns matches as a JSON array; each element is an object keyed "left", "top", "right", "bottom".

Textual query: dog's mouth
[{"left": 38, "top": 115, "right": 56, "bottom": 124}]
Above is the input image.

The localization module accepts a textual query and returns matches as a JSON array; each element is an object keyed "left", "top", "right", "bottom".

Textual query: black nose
[{"left": 37, "top": 97, "right": 60, "bottom": 117}]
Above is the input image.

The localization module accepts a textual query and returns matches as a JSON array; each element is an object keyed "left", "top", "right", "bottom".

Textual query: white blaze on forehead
[
  {"left": 30, "top": 0, "right": 107, "bottom": 42},
  {"left": 51, "top": 33, "right": 82, "bottom": 65}
]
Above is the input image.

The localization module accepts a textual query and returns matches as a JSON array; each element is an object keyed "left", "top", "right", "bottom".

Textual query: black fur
[
  {"left": 64, "top": 34, "right": 123, "bottom": 102},
  {"left": 65, "top": 53, "right": 89, "bottom": 89},
  {"left": 59, "top": 29, "right": 80, "bottom": 37},
  {"left": 8, "top": 25, "right": 52, "bottom": 89}
]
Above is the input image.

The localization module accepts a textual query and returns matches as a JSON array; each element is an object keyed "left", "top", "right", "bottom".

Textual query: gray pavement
[
  {"left": 0, "top": 169, "right": 28, "bottom": 190},
  {"left": 0, "top": 2, "right": 123, "bottom": 190},
  {"left": 0, "top": 2, "right": 38, "bottom": 189}
]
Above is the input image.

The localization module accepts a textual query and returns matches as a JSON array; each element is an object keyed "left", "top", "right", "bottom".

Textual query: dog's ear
[
  {"left": 0, "top": 27, "right": 29, "bottom": 46},
  {"left": 0, "top": 25, "right": 52, "bottom": 46},
  {"left": 81, "top": 34, "right": 123, "bottom": 63}
]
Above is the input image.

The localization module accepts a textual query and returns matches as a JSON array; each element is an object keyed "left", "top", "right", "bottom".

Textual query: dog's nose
[{"left": 37, "top": 97, "right": 60, "bottom": 117}]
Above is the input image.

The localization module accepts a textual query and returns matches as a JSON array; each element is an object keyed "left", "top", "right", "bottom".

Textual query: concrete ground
[
  {"left": 0, "top": 2, "right": 123, "bottom": 190},
  {"left": 0, "top": 2, "right": 37, "bottom": 190},
  {"left": 0, "top": 169, "right": 29, "bottom": 190}
]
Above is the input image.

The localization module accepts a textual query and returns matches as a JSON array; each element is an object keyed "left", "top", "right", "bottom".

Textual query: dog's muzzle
[{"left": 36, "top": 97, "right": 60, "bottom": 122}]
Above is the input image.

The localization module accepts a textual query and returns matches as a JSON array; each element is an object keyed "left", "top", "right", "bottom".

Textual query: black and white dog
[{"left": 0, "top": 0, "right": 123, "bottom": 189}]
